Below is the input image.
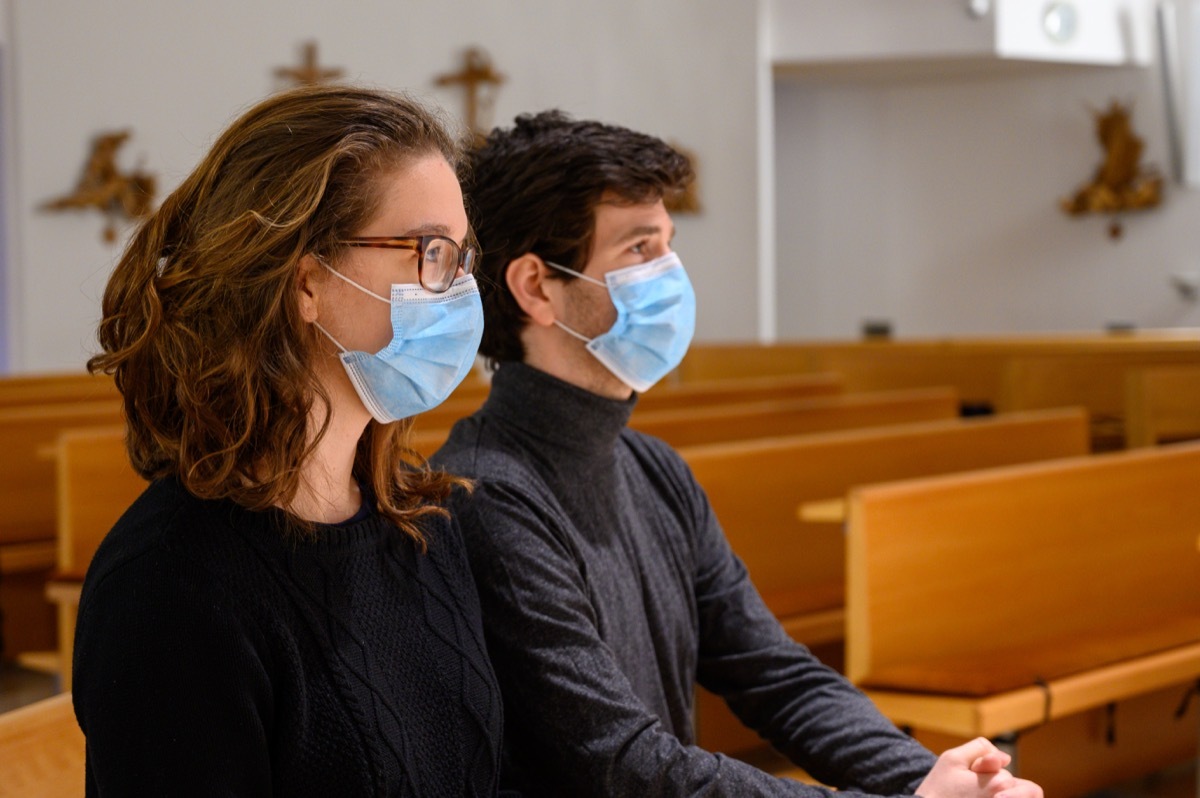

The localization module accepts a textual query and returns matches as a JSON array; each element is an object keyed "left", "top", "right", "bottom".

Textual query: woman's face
[{"left": 318, "top": 153, "right": 469, "bottom": 355}]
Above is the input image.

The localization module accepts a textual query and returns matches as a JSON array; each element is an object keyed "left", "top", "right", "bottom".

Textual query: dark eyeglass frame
[{"left": 340, "top": 235, "right": 477, "bottom": 293}]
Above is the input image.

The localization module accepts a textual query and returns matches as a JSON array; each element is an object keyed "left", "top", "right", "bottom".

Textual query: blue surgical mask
[
  {"left": 546, "top": 252, "right": 696, "bottom": 392},
  {"left": 315, "top": 264, "right": 483, "bottom": 423}
]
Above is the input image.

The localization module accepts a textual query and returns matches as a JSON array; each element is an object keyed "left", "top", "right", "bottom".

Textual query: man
[{"left": 434, "top": 111, "right": 1042, "bottom": 798}]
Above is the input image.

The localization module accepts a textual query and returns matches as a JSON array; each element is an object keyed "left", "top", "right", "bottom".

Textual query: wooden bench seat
[
  {"left": 846, "top": 442, "right": 1200, "bottom": 791},
  {"left": 0, "top": 692, "right": 85, "bottom": 797},
  {"left": 864, "top": 613, "right": 1200, "bottom": 698}
]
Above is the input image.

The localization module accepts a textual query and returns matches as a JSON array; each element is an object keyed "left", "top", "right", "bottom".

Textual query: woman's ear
[
  {"left": 296, "top": 254, "right": 324, "bottom": 323},
  {"left": 505, "top": 254, "right": 559, "bottom": 327}
]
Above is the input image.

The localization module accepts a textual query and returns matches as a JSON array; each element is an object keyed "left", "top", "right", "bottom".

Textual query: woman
[{"left": 74, "top": 85, "right": 501, "bottom": 796}]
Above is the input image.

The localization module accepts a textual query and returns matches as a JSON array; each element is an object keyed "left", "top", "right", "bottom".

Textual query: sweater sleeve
[
  {"left": 72, "top": 545, "right": 274, "bottom": 797},
  {"left": 679, "top": 453, "right": 938, "bottom": 796},
  {"left": 457, "top": 477, "right": 905, "bottom": 798}
]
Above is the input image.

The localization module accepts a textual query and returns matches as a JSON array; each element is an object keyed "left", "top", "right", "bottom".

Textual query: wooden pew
[
  {"left": 636, "top": 373, "right": 842, "bottom": 412},
  {"left": 680, "top": 334, "right": 1200, "bottom": 415},
  {"left": 1124, "top": 365, "right": 1200, "bottom": 448},
  {"left": 629, "top": 388, "right": 959, "bottom": 448},
  {"left": 42, "top": 426, "right": 146, "bottom": 689},
  {"left": 845, "top": 443, "right": 1200, "bottom": 796},
  {"left": 0, "top": 372, "right": 118, "bottom": 408},
  {"left": 0, "top": 692, "right": 85, "bottom": 797},
  {"left": 417, "top": 371, "right": 848, "bottom": 432},
  {"left": 0, "top": 401, "right": 124, "bottom": 659},
  {"left": 683, "top": 408, "right": 1090, "bottom": 756}
]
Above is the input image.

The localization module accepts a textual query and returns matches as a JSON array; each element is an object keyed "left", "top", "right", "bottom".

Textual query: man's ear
[
  {"left": 505, "top": 254, "right": 559, "bottom": 327},
  {"left": 295, "top": 254, "right": 324, "bottom": 324}
]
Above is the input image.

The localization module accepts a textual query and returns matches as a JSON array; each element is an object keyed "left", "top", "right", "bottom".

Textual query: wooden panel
[
  {"left": 1125, "top": 365, "right": 1200, "bottom": 447},
  {"left": 54, "top": 426, "right": 146, "bottom": 575},
  {"left": 846, "top": 442, "right": 1200, "bottom": 696},
  {"left": 681, "top": 335, "right": 1200, "bottom": 410},
  {"left": 410, "top": 393, "right": 488, "bottom": 432},
  {"left": 0, "top": 562, "right": 56, "bottom": 656},
  {"left": 912, "top": 684, "right": 1198, "bottom": 798},
  {"left": 682, "top": 409, "right": 1089, "bottom": 622},
  {"left": 637, "top": 373, "right": 843, "bottom": 412},
  {"left": 0, "top": 401, "right": 124, "bottom": 545},
  {"left": 630, "top": 388, "right": 959, "bottom": 449},
  {"left": 0, "top": 693, "right": 85, "bottom": 798},
  {"left": 0, "top": 372, "right": 118, "bottom": 408}
]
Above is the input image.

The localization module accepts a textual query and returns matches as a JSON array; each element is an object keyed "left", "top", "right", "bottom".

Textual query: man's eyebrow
[{"left": 612, "top": 225, "right": 670, "bottom": 245}]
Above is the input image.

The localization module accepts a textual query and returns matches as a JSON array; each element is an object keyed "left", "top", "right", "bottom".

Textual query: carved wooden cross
[
  {"left": 435, "top": 48, "right": 505, "bottom": 138},
  {"left": 275, "top": 41, "right": 343, "bottom": 87}
]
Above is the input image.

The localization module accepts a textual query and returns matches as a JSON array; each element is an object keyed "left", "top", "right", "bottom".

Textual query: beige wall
[
  {"left": 773, "top": 62, "right": 1200, "bottom": 339},
  {"left": 4, "top": 0, "right": 760, "bottom": 371}
]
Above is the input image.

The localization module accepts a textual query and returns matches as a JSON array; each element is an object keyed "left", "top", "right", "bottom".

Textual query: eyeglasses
[{"left": 340, "top": 235, "right": 477, "bottom": 293}]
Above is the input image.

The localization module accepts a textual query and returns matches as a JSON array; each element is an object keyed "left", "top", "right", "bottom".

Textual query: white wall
[
  {"left": 774, "top": 63, "right": 1200, "bottom": 339},
  {"left": 5, "top": 0, "right": 760, "bottom": 372}
]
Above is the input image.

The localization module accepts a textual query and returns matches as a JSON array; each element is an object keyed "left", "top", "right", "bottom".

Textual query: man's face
[{"left": 561, "top": 197, "right": 676, "bottom": 339}]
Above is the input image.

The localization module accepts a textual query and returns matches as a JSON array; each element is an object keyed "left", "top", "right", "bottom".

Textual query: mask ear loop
[
  {"left": 544, "top": 259, "right": 608, "bottom": 344},
  {"left": 310, "top": 256, "right": 386, "bottom": 354},
  {"left": 544, "top": 259, "right": 607, "bottom": 287},
  {"left": 313, "top": 321, "right": 349, "bottom": 353},
  {"left": 553, "top": 320, "right": 593, "bottom": 343},
  {"left": 317, "top": 257, "right": 390, "bottom": 303}
]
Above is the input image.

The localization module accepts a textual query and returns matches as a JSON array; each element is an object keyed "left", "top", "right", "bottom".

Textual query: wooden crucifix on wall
[
  {"left": 435, "top": 47, "right": 505, "bottom": 143},
  {"left": 275, "top": 41, "right": 343, "bottom": 88}
]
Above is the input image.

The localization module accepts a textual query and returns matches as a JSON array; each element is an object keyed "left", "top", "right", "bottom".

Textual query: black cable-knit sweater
[{"left": 72, "top": 477, "right": 504, "bottom": 797}]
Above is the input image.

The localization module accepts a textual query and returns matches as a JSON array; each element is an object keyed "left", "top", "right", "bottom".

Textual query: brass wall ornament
[
  {"left": 42, "top": 130, "right": 156, "bottom": 243},
  {"left": 1061, "top": 100, "right": 1163, "bottom": 240}
]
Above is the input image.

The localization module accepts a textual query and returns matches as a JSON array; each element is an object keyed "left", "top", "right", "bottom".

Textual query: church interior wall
[
  {"left": 774, "top": 63, "right": 1200, "bottom": 339},
  {"left": 6, "top": 2, "right": 1200, "bottom": 370},
  {"left": 4, "top": 0, "right": 759, "bottom": 372}
]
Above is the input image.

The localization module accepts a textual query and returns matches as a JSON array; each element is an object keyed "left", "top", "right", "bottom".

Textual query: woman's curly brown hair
[{"left": 88, "top": 84, "right": 468, "bottom": 545}]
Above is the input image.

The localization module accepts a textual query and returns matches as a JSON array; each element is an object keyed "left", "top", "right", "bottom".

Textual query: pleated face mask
[
  {"left": 547, "top": 252, "right": 696, "bottom": 392},
  {"left": 315, "top": 264, "right": 484, "bottom": 423}
]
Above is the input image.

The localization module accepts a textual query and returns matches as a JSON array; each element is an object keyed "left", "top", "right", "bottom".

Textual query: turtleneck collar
[{"left": 481, "top": 362, "right": 637, "bottom": 461}]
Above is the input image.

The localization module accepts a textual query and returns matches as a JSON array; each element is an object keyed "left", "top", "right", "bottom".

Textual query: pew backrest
[
  {"left": 846, "top": 441, "right": 1200, "bottom": 696},
  {"left": 54, "top": 425, "right": 147, "bottom": 578},
  {"left": 1124, "top": 365, "right": 1200, "bottom": 447},
  {"left": 0, "top": 401, "right": 125, "bottom": 545},
  {"left": 681, "top": 336, "right": 1200, "bottom": 411},
  {"left": 629, "top": 388, "right": 959, "bottom": 448},
  {"left": 1001, "top": 353, "right": 1200, "bottom": 447},
  {"left": 637, "top": 372, "right": 842, "bottom": 412},
  {"left": 0, "top": 372, "right": 118, "bottom": 408},
  {"left": 680, "top": 409, "right": 1090, "bottom": 622}
]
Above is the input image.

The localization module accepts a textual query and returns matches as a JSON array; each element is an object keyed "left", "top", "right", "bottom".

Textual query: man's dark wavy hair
[{"left": 461, "top": 111, "right": 693, "bottom": 365}]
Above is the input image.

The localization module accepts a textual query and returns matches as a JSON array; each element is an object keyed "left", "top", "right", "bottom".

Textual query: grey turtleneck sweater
[{"left": 433, "top": 363, "right": 937, "bottom": 798}]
